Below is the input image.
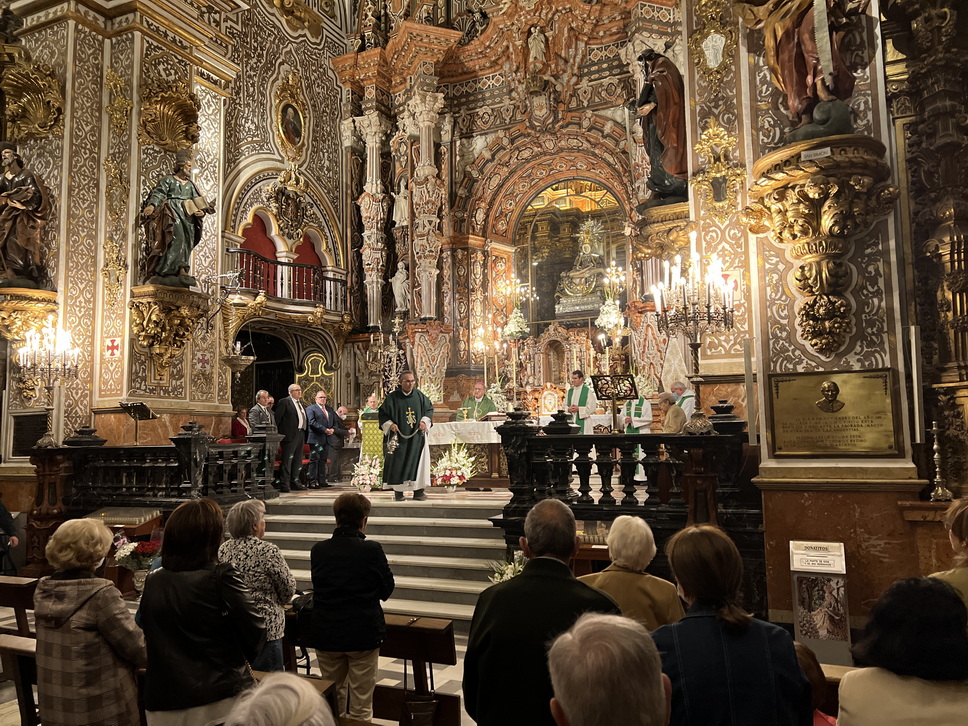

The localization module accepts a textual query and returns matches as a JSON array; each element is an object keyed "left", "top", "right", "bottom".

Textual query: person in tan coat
[
  {"left": 658, "top": 392, "right": 686, "bottom": 433},
  {"left": 578, "top": 515, "right": 684, "bottom": 630},
  {"left": 34, "top": 518, "right": 146, "bottom": 726}
]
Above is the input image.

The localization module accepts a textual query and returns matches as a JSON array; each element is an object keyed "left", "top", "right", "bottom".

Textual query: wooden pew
[
  {"left": 820, "top": 662, "right": 858, "bottom": 717},
  {"left": 0, "top": 576, "right": 38, "bottom": 637},
  {"left": 0, "top": 634, "right": 37, "bottom": 726},
  {"left": 284, "top": 611, "right": 461, "bottom": 726}
]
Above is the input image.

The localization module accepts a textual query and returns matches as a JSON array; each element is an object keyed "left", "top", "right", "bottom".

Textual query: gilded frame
[
  {"left": 274, "top": 72, "right": 307, "bottom": 162},
  {"left": 688, "top": 0, "right": 738, "bottom": 89}
]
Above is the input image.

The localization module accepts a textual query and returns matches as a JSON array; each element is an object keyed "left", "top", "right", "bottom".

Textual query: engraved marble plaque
[{"left": 768, "top": 369, "right": 901, "bottom": 457}]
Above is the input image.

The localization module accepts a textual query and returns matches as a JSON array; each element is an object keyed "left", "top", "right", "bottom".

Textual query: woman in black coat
[{"left": 310, "top": 493, "right": 394, "bottom": 723}]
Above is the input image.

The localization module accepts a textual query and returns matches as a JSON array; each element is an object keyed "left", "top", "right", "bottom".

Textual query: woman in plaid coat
[{"left": 34, "top": 518, "right": 146, "bottom": 726}]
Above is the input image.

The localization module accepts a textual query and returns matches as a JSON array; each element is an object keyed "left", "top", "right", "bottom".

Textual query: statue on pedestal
[
  {"left": 734, "top": 0, "right": 871, "bottom": 141},
  {"left": 0, "top": 143, "right": 50, "bottom": 288},
  {"left": 140, "top": 149, "right": 214, "bottom": 287},
  {"left": 391, "top": 261, "right": 410, "bottom": 312},
  {"left": 635, "top": 47, "right": 688, "bottom": 207}
]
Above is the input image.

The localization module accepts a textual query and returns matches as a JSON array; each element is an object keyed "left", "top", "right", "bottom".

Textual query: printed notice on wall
[{"left": 790, "top": 540, "right": 846, "bottom": 574}]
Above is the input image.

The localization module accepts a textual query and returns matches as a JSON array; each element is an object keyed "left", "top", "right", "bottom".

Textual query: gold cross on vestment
[{"left": 406, "top": 407, "right": 416, "bottom": 427}]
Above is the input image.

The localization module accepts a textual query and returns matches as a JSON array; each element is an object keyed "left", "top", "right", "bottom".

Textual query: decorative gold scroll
[
  {"left": 691, "top": 118, "right": 746, "bottom": 224},
  {"left": 0, "top": 60, "right": 64, "bottom": 140},
  {"left": 138, "top": 74, "right": 201, "bottom": 152}
]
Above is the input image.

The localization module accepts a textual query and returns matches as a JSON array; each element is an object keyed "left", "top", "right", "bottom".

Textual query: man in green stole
[
  {"left": 670, "top": 380, "right": 696, "bottom": 419},
  {"left": 460, "top": 381, "right": 497, "bottom": 420},
  {"left": 623, "top": 396, "right": 652, "bottom": 481},
  {"left": 379, "top": 372, "right": 434, "bottom": 501},
  {"left": 565, "top": 370, "right": 598, "bottom": 434}
]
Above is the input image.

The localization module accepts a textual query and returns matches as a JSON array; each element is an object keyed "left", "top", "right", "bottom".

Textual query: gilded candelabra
[{"left": 18, "top": 315, "right": 80, "bottom": 448}]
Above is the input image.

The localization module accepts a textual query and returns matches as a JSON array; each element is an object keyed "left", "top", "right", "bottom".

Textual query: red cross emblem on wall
[{"left": 104, "top": 338, "right": 121, "bottom": 358}]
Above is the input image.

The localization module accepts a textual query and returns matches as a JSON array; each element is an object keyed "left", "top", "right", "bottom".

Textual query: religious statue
[
  {"left": 0, "top": 143, "right": 50, "bottom": 288},
  {"left": 528, "top": 26, "right": 547, "bottom": 68},
  {"left": 392, "top": 179, "right": 410, "bottom": 227},
  {"left": 391, "top": 261, "right": 410, "bottom": 312},
  {"left": 635, "top": 47, "right": 688, "bottom": 207},
  {"left": 734, "top": 0, "right": 871, "bottom": 141},
  {"left": 557, "top": 242, "right": 607, "bottom": 299},
  {"left": 140, "top": 149, "right": 214, "bottom": 287}
]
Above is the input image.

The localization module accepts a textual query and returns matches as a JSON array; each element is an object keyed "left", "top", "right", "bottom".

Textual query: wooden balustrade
[
  {"left": 496, "top": 409, "right": 768, "bottom": 616},
  {"left": 227, "top": 247, "right": 346, "bottom": 310}
]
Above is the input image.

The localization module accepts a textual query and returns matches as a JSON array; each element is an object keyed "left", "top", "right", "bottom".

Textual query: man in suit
[
  {"left": 463, "top": 499, "right": 620, "bottom": 726},
  {"left": 274, "top": 383, "right": 308, "bottom": 492},
  {"left": 307, "top": 391, "right": 345, "bottom": 489},
  {"left": 247, "top": 389, "right": 276, "bottom": 430}
]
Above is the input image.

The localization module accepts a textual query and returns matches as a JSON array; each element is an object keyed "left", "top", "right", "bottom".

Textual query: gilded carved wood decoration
[
  {"left": 138, "top": 74, "right": 201, "bottom": 152},
  {"left": 0, "top": 60, "right": 64, "bottom": 140},
  {"left": 273, "top": 71, "right": 307, "bottom": 163},
  {"left": 690, "top": 118, "right": 746, "bottom": 224},
  {"left": 688, "top": 0, "right": 737, "bottom": 90}
]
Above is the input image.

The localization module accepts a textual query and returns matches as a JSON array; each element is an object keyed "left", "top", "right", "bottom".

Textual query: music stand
[
  {"left": 590, "top": 374, "right": 639, "bottom": 433},
  {"left": 120, "top": 401, "right": 158, "bottom": 445}
]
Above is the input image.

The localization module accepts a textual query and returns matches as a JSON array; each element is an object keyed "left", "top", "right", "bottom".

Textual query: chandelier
[
  {"left": 650, "top": 251, "right": 735, "bottom": 346},
  {"left": 18, "top": 315, "right": 80, "bottom": 448}
]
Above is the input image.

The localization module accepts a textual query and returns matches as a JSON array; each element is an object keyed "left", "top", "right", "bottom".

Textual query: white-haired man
[
  {"left": 548, "top": 612, "right": 671, "bottom": 726},
  {"left": 669, "top": 381, "right": 695, "bottom": 419},
  {"left": 463, "top": 499, "right": 619, "bottom": 726}
]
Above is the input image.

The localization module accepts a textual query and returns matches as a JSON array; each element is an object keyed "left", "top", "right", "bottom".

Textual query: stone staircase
[{"left": 264, "top": 490, "right": 510, "bottom": 633}]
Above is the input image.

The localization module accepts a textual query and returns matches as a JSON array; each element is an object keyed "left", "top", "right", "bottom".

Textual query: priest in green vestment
[
  {"left": 623, "top": 396, "right": 653, "bottom": 481},
  {"left": 565, "top": 370, "right": 598, "bottom": 434},
  {"left": 460, "top": 381, "right": 497, "bottom": 421},
  {"left": 378, "top": 372, "right": 434, "bottom": 501}
]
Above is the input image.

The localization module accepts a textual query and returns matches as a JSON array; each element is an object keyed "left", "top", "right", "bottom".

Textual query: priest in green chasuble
[
  {"left": 460, "top": 381, "right": 497, "bottom": 420},
  {"left": 379, "top": 372, "right": 434, "bottom": 501},
  {"left": 623, "top": 396, "right": 652, "bottom": 481},
  {"left": 566, "top": 370, "right": 598, "bottom": 434}
]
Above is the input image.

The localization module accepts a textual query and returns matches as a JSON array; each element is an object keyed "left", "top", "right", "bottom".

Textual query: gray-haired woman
[
  {"left": 219, "top": 499, "right": 296, "bottom": 671},
  {"left": 578, "top": 515, "right": 684, "bottom": 630}
]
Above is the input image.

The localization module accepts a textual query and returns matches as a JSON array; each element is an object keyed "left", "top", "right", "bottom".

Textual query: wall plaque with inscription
[{"left": 768, "top": 368, "right": 901, "bottom": 457}]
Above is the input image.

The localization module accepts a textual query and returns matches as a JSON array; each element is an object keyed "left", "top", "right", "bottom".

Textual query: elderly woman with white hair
[
  {"left": 219, "top": 499, "right": 296, "bottom": 671},
  {"left": 223, "top": 672, "right": 336, "bottom": 726},
  {"left": 578, "top": 515, "right": 684, "bottom": 630}
]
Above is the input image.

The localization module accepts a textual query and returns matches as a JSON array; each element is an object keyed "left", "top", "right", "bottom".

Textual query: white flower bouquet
[
  {"left": 351, "top": 454, "right": 383, "bottom": 491},
  {"left": 488, "top": 551, "right": 527, "bottom": 583},
  {"left": 432, "top": 437, "right": 479, "bottom": 488}
]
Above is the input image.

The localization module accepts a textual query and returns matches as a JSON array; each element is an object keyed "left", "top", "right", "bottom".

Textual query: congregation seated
[
  {"left": 223, "top": 672, "right": 335, "bottom": 726},
  {"left": 930, "top": 498, "right": 968, "bottom": 607},
  {"left": 652, "top": 524, "right": 812, "bottom": 726},
  {"left": 34, "top": 518, "right": 146, "bottom": 726},
  {"left": 548, "top": 612, "right": 670, "bottom": 726},
  {"left": 219, "top": 499, "right": 296, "bottom": 672},
  {"left": 140, "top": 498, "right": 266, "bottom": 725},
  {"left": 838, "top": 577, "right": 968, "bottom": 725},
  {"left": 578, "top": 515, "right": 684, "bottom": 630}
]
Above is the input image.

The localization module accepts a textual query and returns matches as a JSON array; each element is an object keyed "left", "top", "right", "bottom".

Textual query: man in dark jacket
[
  {"left": 310, "top": 492, "right": 394, "bottom": 722},
  {"left": 306, "top": 390, "right": 345, "bottom": 488},
  {"left": 274, "top": 383, "right": 308, "bottom": 492},
  {"left": 462, "top": 499, "right": 620, "bottom": 726}
]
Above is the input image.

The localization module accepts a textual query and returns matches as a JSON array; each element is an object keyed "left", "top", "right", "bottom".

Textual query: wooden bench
[
  {"left": 820, "top": 662, "right": 858, "bottom": 717},
  {"left": 0, "top": 634, "right": 37, "bottom": 726},
  {"left": 0, "top": 576, "right": 38, "bottom": 637}
]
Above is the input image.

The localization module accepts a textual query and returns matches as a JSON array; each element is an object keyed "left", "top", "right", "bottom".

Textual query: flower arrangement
[
  {"left": 486, "top": 381, "right": 508, "bottom": 413},
  {"left": 432, "top": 437, "right": 479, "bottom": 488},
  {"left": 595, "top": 297, "right": 625, "bottom": 335},
  {"left": 115, "top": 540, "right": 161, "bottom": 572},
  {"left": 421, "top": 380, "right": 443, "bottom": 404},
  {"left": 502, "top": 306, "right": 529, "bottom": 340},
  {"left": 352, "top": 454, "right": 383, "bottom": 491},
  {"left": 488, "top": 551, "right": 526, "bottom": 583}
]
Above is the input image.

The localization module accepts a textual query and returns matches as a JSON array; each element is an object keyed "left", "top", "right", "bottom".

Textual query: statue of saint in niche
[
  {"left": 140, "top": 150, "right": 214, "bottom": 287},
  {"left": 0, "top": 143, "right": 50, "bottom": 288},
  {"left": 635, "top": 47, "right": 688, "bottom": 208},
  {"left": 556, "top": 220, "right": 608, "bottom": 313}
]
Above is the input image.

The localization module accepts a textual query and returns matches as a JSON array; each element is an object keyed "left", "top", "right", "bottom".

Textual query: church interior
[{"left": 0, "top": 0, "right": 964, "bottom": 697}]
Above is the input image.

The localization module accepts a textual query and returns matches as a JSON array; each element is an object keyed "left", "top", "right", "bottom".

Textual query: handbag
[
  {"left": 400, "top": 655, "right": 438, "bottom": 726},
  {"left": 290, "top": 589, "right": 314, "bottom": 646}
]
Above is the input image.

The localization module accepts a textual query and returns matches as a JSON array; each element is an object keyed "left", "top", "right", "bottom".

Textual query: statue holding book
[{"left": 140, "top": 149, "right": 214, "bottom": 287}]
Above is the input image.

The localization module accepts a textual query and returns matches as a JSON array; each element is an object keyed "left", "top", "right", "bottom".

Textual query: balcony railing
[{"left": 227, "top": 247, "right": 346, "bottom": 311}]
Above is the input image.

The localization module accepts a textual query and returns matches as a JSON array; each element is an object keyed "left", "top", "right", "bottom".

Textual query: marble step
[
  {"left": 269, "top": 531, "right": 506, "bottom": 559},
  {"left": 265, "top": 513, "right": 506, "bottom": 540},
  {"left": 266, "top": 492, "right": 509, "bottom": 521},
  {"left": 285, "top": 551, "right": 497, "bottom": 583},
  {"left": 289, "top": 569, "right": 489, "bottom": 608}
]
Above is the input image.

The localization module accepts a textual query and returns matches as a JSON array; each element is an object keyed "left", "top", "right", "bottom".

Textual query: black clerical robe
[{"left": 378, "top": 387, "right": 433, "bottom": 491}]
